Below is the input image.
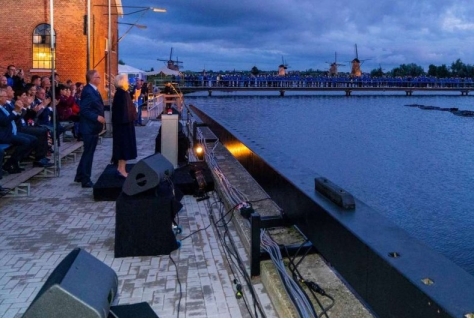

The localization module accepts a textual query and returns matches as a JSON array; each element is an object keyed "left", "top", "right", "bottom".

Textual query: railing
[
  {"left": 189, "top": 104, "right": 474, "bottom": 318},
  {"left": 146, "top": 93, "right": 165, "bottom": 120},
  {"left": 180, "top": 78, "right": 474, "bottom": 89}
]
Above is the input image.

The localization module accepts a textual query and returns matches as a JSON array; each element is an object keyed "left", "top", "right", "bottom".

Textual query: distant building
[{"left": 0, "top": 0, "right": 121, "bottom": 97}]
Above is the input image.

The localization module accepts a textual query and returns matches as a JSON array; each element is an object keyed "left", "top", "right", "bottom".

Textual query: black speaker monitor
[
  {"left": 122, "top": 153, "right": 174, "bottom": 196},
  {"left": 115, "top": 182, "right": 180, "bottom": 258},
  {"left": 23, "top": 248, "right": 118, "bottom": 318}
]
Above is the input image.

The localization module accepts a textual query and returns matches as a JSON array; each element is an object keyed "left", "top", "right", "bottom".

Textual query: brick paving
[{"left": 0, "top": 119, "right": 275, "bottom": 318}]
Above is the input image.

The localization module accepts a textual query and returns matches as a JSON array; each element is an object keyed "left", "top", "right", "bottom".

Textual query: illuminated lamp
[{"left": 194, "top": 144, "right": 204, "bottom": 160}]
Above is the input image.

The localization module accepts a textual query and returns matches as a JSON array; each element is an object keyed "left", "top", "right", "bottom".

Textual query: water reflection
[{"left": 187, "top": 94, "right": 474, "bottom": 275}]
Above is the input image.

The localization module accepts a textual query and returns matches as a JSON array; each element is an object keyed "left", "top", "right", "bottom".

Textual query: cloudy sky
[{"left": 118, "top": 0, "right": 474, "bottom": 73}]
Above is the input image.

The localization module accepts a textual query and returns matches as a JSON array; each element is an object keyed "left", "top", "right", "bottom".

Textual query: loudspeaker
[
  {"left": 122, "top": 153, "right": 174, "bottom": 196},
  {"left": 108, "top": 302, "right": 159, "bottom": 318},
  {"left": 115, "top": 182, "right": 180, "bottom": 258},
  {"left": 23, "top": 248, "right": 118, "bottom": 318}
]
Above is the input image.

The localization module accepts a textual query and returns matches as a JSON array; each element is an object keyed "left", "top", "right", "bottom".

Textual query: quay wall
[{"left": 189, "top": 104, "right": 474, "bottom": 318}]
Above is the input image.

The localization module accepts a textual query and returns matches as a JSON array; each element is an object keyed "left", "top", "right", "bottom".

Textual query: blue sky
[{"left": 118, "top": 0, "right": 474, "bottom": 73}]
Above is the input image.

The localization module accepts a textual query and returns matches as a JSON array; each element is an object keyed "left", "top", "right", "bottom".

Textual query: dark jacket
[
  {"left": 79, "top": 84, "right": 104, "bottom": 135},
  {"left": 112, "top": 88, "right": 136, "bottom": 124},
  {"left": 0, "top": 105, "right": 18, "bottom": 143}
]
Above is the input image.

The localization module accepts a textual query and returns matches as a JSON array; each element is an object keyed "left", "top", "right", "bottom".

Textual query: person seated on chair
[
  {"left": 0, "top": 146, "right": 9, "bottom": 196},
  {"left": 0, "top": 89, "right": 37, "bottom": 173},
  {"left": 56, "top": 84, "right": 81, "bottom": 139},
  {"left": 12, "top": 88, "right": 52, "bottom": 168},
  {"left": 36, "top": 92, "right": 66, "bottom": 147}
]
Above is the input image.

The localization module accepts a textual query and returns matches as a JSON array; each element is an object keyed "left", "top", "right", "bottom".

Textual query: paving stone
[{"left": 0, "top": 120, "right": 274, "bottom": 317}]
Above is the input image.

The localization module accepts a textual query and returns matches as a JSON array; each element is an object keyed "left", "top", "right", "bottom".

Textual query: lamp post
[
  {"left": 49, "top": 0, "right": 60, "bottom": 175},
  {"left": 85, "top": 4, "right": 165, "bottom": 137}
]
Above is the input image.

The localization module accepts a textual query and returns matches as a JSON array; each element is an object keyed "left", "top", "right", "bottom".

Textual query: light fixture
[
  {"left": 194, "top": 144, "right": 204, "bottom": 160},
  {"left": 118, "top": 22, "right": 147, "bottom": 29},
  {"left": 151, "top": 7, "right": 166, "bottom": 13},
  {"left": 100, "top": 6, "right": 167, "bottom": 15}
]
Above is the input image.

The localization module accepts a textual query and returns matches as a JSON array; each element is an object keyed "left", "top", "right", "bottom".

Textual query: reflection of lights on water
[{"left": 226, "top": 141, "right": 252, "bottom": 159}]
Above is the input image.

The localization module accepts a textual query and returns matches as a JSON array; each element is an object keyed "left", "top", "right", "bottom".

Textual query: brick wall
[{"left": 0, "top": 0, "right": 119, "bottom": 97}]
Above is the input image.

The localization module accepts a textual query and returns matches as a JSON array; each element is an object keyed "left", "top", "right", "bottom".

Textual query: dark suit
[
  {"left": 75, "top": 84, "right": 104, "bottom": 185},
  {"left": 0, "top": 105, "right": 37, "bottom": 168},
  {"left": 14, "top": 108, "right": 48, "bottom": 160}
]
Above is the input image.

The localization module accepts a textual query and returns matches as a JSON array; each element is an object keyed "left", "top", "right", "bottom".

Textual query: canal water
[{"left": 185, "top": 91, "right": 474, "bottom": 276}]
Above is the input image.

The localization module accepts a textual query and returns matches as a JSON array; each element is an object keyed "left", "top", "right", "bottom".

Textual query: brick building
[{"left": 0, "top": 0, "right": 121, "bottom": 98}]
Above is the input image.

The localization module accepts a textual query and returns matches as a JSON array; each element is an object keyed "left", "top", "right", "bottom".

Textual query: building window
[{"left": 32, "top": 24, "right": 55, "bottom": 69}]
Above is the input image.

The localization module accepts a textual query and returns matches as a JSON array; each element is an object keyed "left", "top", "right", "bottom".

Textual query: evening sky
[{"left": 118, "top": 0, "right": 474, "bottom": 73}]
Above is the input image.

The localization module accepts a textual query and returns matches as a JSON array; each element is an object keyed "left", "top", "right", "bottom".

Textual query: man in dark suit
[
  {"left": 0, "top": 89, "right": 37, "bottom": 173},
  {"left": 74, "top": 70, "right": 105, "bottom": 188}
]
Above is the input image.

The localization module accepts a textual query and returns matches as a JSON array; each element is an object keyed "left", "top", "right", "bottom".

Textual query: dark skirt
[{"left": 112, "top": 122, "right": 137, "bottom": 161}]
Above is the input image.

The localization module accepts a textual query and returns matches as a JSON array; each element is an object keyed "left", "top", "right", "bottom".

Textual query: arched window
[{"left": 32, "top": 24, "right": 55, "bottom": 69}]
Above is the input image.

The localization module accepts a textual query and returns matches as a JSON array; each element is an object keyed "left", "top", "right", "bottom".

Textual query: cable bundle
[
  {"left": 187, "top": 129, "right": 335, "bottom": 317},
  {"left": 260, "top": 229, "right": 317, "bottom": 317}
]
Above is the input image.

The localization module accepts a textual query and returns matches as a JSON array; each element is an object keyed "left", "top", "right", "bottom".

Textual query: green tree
[
  {"left": 118, "top": 59, "right": 125, "bottom": 65},
  {"left": 437, "top": 64, "right": 450, "bottom": 78},
  {"left": 390, "top": 63, "right": 425, "bottom": 77},
  {"left": 370, "top": 66, "right": 384, "bottom": 77},
  {"left": 251, "top": 66, "right": 260, "bottom": 75},
  {"left": 450, "top": 58, "right": 465, "bottom": 76},
  {"left": 427, "top": 64, "right": 437, "bottom": 77}
]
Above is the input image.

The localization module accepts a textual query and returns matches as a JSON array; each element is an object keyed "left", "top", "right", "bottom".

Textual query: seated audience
[
  {"left": 13, "top": 88, "right": 52, "bottom": 167},
  {"left": 0, "top": 89, "right": 37, "bottom": 173}
]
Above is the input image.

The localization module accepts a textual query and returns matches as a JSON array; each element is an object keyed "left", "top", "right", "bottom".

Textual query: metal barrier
[
  {"left": 189, "top": 104, "right": 474, "bottom": 318},
  {"left": 146, "top": 94, "right": 165, "bottom": 120}
]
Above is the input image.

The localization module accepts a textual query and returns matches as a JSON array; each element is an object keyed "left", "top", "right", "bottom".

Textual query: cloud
[{"left": 118, "top": 0, "right": 474, "bottom": 73}]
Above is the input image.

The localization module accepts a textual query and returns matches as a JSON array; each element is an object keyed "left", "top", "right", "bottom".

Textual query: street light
[
  {"left": 96, "top": 5, "right": 167, "bottom": 15},
  {"left": 118, "top": 22, "right": 147, "bottom": 29},
  {"left": 85, "top": 3, "right": 166, "bottom": 136},
  {"left": 120, "top": 7, "right": 167, "bottom": 15}
]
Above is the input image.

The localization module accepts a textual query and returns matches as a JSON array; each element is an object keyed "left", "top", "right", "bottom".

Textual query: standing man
[
  {"left": 132, "top": 78, "right": 144, "bottom": 126},
  {"left": 74, "top": 70, "right": 105, "bottom": 188}
]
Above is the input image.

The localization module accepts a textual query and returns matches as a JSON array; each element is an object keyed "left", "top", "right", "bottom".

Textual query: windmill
[
  {"left": 350, "top": 44, "right": 371, "bottom": 77},
  {"left": 157, "top": 47, "right": 183, "bottom": 71},
  {"left": 278, "top": 56, "right": 289, "bottom": 76},
  {"left": 326, "top": 52, "right": 345, "bottom": 76}
]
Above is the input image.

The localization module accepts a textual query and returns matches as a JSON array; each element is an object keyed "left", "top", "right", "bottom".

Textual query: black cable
[
  {"left": 206, "top": 200, "right": 254, "bottom": 317},
  {"left": 180, "top": 193, "right": 270, "bottom": 317},
  {"left": 180, "top": 198, "right": 238, "bottom": 241},
  {"left": 208, "top": 195, "right": 265, "bottom": 318},
  {"left": 283, "top": 244, "right": 332, "bottom": 318},
  {"left": 168, "top": 253, "right": 182, "bottom": 318}
]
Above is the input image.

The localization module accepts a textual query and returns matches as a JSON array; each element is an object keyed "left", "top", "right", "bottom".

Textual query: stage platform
[{"left": 93, "top": 161, "right": 214, "bottom": 201}]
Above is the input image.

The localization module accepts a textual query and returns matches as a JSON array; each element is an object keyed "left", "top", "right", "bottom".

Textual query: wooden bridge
[{"left": 178, "top": 86, "right": 473, "bottom": 96}]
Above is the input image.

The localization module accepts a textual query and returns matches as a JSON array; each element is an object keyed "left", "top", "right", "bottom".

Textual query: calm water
[{"left": 185, "top": 92, "right": 474, "bottom": 275}]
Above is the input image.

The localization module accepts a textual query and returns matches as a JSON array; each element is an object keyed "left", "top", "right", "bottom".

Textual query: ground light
[{"left": 194, "top": 144, "right": 204, "bottom": 160}]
